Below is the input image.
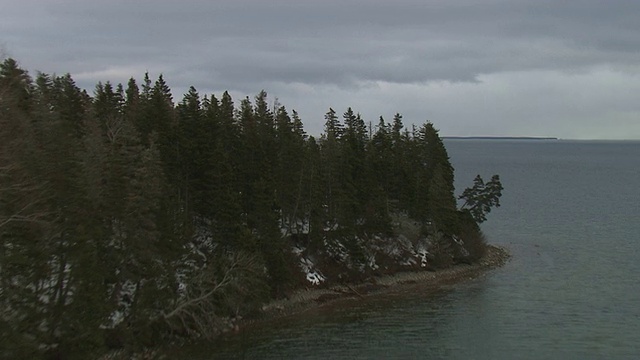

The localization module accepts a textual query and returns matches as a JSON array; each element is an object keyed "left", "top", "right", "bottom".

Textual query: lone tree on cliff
[{"left": 459, "top": 174, "right": 503, "bottom": 223}]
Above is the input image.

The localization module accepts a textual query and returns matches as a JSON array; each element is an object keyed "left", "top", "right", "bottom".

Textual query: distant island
[{"left": 443, "top": 136, "right": 559, "bottom": 140}]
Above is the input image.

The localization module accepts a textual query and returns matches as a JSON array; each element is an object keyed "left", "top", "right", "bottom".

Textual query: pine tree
[
  {"left": 208, "top": 91, "right": 245, "bottom": 250},
  {"left": 459, "top": 174, "right": 503, "bottom": 223},
  {"left": 367, "top": 116, "right": 394, "bottom": 233},
  {"left": 340, "top": 108, "right": 368, "bottom": 229},
  {"left": 370, "top": 116, "right": 391, "bottom": 191},
  {"left": 0, "top": 62, "right": 115, "bottom": 357},
  {"left": 302, "top": 135, "right": 325, "bottom": 252},
  {"left": 52, "top": 73, "right": 89, "bottom": 138},
  {"left": 0, "top": 59, "right": 47, "bottom": 357},
  {"left": 175, "top": 86, "right": 203, "bottom": 216},
  {"left": 0, "top": 58, "right": 32, "bottom": 111},
  {"left": 275, "top": 105, "right": 306, "bottom": 236},
  {"left": 148, "top": 74, "right": 175, "bottom": 168},
  {"left": 320, "top": 108, "right": 343, "bottom": 226},
  {"left": 386, "top": 113, "right": 412, "bottom": 209},
  {"left": 414, "top": 122, "right": 458, "bottom": 232}
]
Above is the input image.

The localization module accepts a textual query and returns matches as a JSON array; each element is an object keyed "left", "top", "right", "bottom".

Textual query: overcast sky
[{"left": 2, "top": 0, "right": 640, "bottom": 139}]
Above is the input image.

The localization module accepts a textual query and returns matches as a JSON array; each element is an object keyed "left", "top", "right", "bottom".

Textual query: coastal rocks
[
  {"left": 257, "top": 245, "right": 510, "bottom": 322},
  {"left": 479, "top": 245, "right": 510, "bottom": 267}
]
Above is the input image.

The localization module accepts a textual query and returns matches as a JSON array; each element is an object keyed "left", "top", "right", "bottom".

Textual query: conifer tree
[
  {"left": 148, "top": 74, "right": 175, "bottom": 168},
  {"left": 1, "top": 59, "right": 47, "bottom": 357},
  {"left": 208, "top": 91, "right": 245, "bottom": 250},
  {"left": 340, "top": 108, "right": 368, "bottom": 229},
  {"left": 0, "top": 58, "right": 32, "bottom": 111},
  {"left": 369, "top": 116, "right": 391, "bottom": 191},
  {"left": 459, "top": 174, "right": 503, "bottom": 223},
  {"left": 52, "top": 73, "right": 89, "bottom": 138},
  {"left": 367, "top": 116, "right": 395, "bottom": 234},
  {"left": 0, "top": 61, "right": 115, "bottom": 357},
  {"left": 414, "top": 122, "right": 458, "bottom": 232},
  {"left": 175, "top": 86, "right": 203, "bottom": 216},
  {"left": 275, "top": 105, "right": 306, "bottom": 235},
  {"left": 286, "top": 134, "right": 322, "bottom": 254},
  {"left": 320, "top": 108, "right": 343, "bottom": 227}
]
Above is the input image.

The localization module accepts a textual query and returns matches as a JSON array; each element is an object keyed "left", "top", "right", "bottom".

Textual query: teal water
[{"left": 177, "top": 140, "right": 640, "bottom": 359}]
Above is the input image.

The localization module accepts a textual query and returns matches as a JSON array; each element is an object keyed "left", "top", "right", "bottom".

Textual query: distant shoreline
[{"left": 443, "top": 136, "right": 559, "bottom": 140}]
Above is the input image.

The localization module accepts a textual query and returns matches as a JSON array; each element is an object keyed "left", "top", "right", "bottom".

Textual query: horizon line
[{"left": 441, "top": 136, "right": 640, "bottom": 141}]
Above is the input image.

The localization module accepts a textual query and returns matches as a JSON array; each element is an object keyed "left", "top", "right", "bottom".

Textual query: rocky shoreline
[
  {"left": 243, "top": 244, "right": 510, "bottom": 327},
  {"left": 102, "top": 245, "right": 509, "bottom": 359}
]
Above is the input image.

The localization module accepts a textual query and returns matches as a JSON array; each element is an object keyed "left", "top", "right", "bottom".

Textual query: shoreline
[
  {"left": 238, "top": 244, "right": 510, "bottom": 330},
  {"left": 103, "top": 245, "right": 510, "bottom": 359}
]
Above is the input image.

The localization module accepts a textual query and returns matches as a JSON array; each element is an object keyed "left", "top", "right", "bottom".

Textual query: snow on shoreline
[{"left": 259, "top": 245, "right": 510, "bottom": 318}]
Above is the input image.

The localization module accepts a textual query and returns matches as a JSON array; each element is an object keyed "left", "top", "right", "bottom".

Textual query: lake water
[{"left": 175, "top": 140, "right": 640, "bottom": 359}]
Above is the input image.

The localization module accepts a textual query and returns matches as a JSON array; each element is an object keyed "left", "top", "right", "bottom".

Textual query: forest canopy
[{"left": 0, "top": 58, "right": 501, "bottom": 359}]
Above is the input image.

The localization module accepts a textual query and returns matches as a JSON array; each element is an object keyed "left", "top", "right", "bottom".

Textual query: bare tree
[{"left": 161, "top": 251, "right": 266, "bottom": 338}]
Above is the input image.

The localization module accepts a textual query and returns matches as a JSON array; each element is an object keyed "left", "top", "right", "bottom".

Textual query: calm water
[{"left": 176, "top": 140, "right": 640, "bottom": 359}]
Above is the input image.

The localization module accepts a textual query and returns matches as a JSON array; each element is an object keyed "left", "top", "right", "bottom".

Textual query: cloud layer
[{"left": 2, "top": 0, "right": 640, "bottom": 138}]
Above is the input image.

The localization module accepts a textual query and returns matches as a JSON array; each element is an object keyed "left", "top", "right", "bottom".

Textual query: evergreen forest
[{"left": 0, "top": 58, "right": 502, "bottom": 359}]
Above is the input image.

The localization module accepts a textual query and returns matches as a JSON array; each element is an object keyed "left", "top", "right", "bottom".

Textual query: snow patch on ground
[
  {"left": 280, "top": 218, "right": 311, "bottom": 236},
  {"left": 294, "top": 247, "right": 326, "bottom": 285},
  {"left": 414, "top": 243, "right": 430, "bottom": 268}
]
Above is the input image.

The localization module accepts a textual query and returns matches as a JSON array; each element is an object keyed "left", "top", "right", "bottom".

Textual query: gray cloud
[{"left": 2, "top": 0, "right": 640, "bottom": 138}]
